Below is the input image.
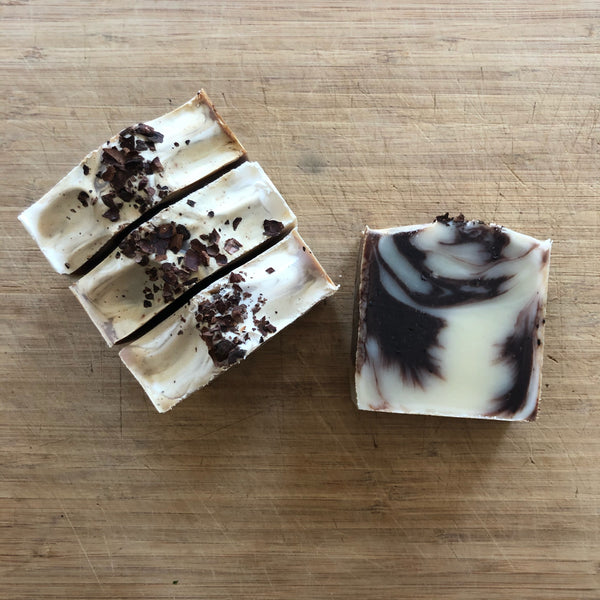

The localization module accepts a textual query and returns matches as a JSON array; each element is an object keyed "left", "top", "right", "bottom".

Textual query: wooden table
[{"left": 1, "top": 2, "right": 598, "bottom": 598}]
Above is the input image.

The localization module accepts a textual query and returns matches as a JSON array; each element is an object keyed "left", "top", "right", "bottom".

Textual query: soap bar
[
  {"left": 71, "top": 162, "right": 297, "bottom": 346},
  {"left": 354, "top": 215, "right": 551, "bottom": 421},
  {"left": 19, "top": 90, "right": 245, "bottom": 274},
  {"left": 120, "top": 230, "right": 338, "bottom": 412}
]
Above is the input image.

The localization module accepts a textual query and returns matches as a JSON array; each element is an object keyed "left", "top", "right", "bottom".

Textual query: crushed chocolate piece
[
  {"left": 232, "top": 217, "right": 242, "bottom": 231},
  {"left": 265, "top": 267, "right": 275, "bottom": 274},
  {"left": 215, "top": 254, "right": 228, "bottom": 266},
  {"left": 254, "top": 315, "right": 277, "bottom": 336},
  {"left": 183, "top": 249, "right": 200, "bottom": 271},
  {"left": 206, "top": 244, "right": 219, "bottom": 257},
  {"left": 187, "top": 199, "right": 196, "bottom": 207},
  {"left": 224, "top": 219, "right": 230, "bottom": 225},
  {"left": 224, "top": 238, "right": 242, "bottom": 255},
  {"left": 133, "top": 123, "right": 164, "bottom": 143},
  {"left": 207, "top": 228, "right": 220, "bottom": 245},
  {"left": 194, "top": 286, "right": 251, "bottom": 368},
  {"left": 150, "top": 156, "right": 164, "bottom": 173},
  {"left": 208, "top": 210, "right": 214, "bottom": 218},
  {"left": 95, "top": 124, "right": 170, "bottom": 221},
  {"left": 263, "top": 219, "right": 284, "bottom": 237},
  {"left": 82, "top": 164, "right": 90, "bottom": 176},
  {"left": 435, "top": 213, "right": 466, "bottom": 225},
  {"left": 229, "top": 272, "right": 245, "bottom": 283},
  {"left": 77, "top": 191, "right": 89, "bottom": 207},
  {"left": 185, "top": 139, "right": 190, "bottom": 145}
]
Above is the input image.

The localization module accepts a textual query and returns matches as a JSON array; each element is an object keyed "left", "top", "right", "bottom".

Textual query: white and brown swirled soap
[{"left": 354, "top": 214, "right": 551, "bottom": 421}]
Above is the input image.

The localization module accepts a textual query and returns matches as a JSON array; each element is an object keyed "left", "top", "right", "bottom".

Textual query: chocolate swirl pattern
[{"left": 355, "top": 216, "right": 551, "bottom": 421}]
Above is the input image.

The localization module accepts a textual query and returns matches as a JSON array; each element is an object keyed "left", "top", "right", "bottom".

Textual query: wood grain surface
[{"left": 1, "top": 1, "right": 599, "bottom": 598}]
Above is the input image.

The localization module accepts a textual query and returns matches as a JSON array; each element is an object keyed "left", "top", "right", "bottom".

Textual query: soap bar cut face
[
  {"left": 355, "top": 216, "right": 551, "bottom": 421},
  {"left": 120, "top": 230, "right": 339, "bottom": 412},
  {"left": 19, "top": 90, "right": 245, "bottom": 274},
  {"left": 70, "top": 162, "right": 296, "bottom": 346}
]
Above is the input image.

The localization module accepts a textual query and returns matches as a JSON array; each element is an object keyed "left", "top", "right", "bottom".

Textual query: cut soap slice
[
  {"left": 120, "top": 230, "right": 339, "bottom": 412},
  {"left": 19, "top": 90, "right": 245, "bottom": 274},
  {"left": 71, "top": 162, "right": 296, "bottom": 346},
  {"left": 354, "top": 215, "right": 551, "bottom": 421}
]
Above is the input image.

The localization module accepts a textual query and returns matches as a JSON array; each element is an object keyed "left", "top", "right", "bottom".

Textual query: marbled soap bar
[
  {"left": 19, "top": 90, "right": 245, "bottom": 274},
  {"left": 120, "top": 230, "right": 338, "bottom": 412},
  {"left": 354, "top": 215, "right": 551, "bottom": 421},
  {"left": 71, "top": 162, "right": 296, "bottom": 346}
]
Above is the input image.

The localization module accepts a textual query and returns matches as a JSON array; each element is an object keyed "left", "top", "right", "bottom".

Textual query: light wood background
[{"left": 1, "top": 1, "right": 599, "bottom": 598}]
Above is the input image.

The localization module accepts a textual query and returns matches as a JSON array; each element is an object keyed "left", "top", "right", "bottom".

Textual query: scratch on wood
[
  {"left": 62, "top": 507, "right": 102, "bottom": 586},
  {"left": 502, "top": 161, "right": 525, "bottom": 186}
]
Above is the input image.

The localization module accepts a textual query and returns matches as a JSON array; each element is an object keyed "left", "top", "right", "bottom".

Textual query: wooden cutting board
[{"left": 1, "top": 2, "right": 598, "bottom": 598}]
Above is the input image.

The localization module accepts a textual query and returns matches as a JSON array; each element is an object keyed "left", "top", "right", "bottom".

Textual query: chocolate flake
[
  {"left": 194, "top": 286, "right": 251, "bottom": 368},
  {"left": 224, "top": 238, "right": 242, "bottom": 255},
  {"left": 95, "top": 123, "right": 169, "bottom": 221},
  {"left": 133, "top": 123, "right": 165, "bottom": 143},
  {"left": 229, "top": 272, "right": 245, "bottom": 283},
  {"left": 254, "top": 315, "right": 277, "bottom": 336},
  {"left": 207, "top": 228, "right": 220, "bottom": 245},
  {"left": 77, "top": 191, "right": 89, "bottom": 207},
  {"left": 263, "top": 219, "right": 284, "bottom": 237},
  {"left": 150, "top": 156, "right": 164, "bottom": 173}
]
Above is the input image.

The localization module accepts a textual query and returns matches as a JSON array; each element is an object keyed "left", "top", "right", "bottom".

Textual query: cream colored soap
[
  {"left": 355, "top": 216, "right": 551, "bottom": 421},
  {"left": 19, "top": 90, "right": 245, "bottom": 274},
  {"left": 120, "top": 230, "right": 339, "bottom": 412},
  {"left": 71, "top": 162, "right": 297, "bottom": 346}
]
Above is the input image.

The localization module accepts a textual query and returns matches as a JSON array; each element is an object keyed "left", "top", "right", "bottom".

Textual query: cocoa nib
[
  {"left": 77, "top": 191, "right": 89, "bottom": 207},
  {"left": 229, "top": 272, "right": 245, "bottom": 283},
  {"left": 150, "top": 156, "right": 164, "bottom": 173},
  {"left": 435, "top": 213, "right": 466, "bottom": 225},
  {"left": 133, "top": 123, "right": 165, "bottom": 143},
  {"left": 254, "top": 315, "right": 277, "bottom": 336},
  {"left": 207, "top": 228, "right": 220, "bottom": 245},
  {"left": 102, "top": 207, "right": 121, "bottom": 222},
  {"left": 194, "top": 286, "right": 249, "bottom": 368},
  {"left": 263, "top": 219, "right": 284, "bottom": 237},
  {"left": 224, "top": 238, "right": 242, "bottom": 255},
  {"left": 118, "top": 220, "right": 205, "bottom": 305},
  {"left": 96, "top": 123, "right": 169, "bottom": 221}
]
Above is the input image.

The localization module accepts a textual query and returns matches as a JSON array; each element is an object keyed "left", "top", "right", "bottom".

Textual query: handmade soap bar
[
  {"left": 71, "top": 162, "right": 296, "bottom": 346},
  {"left": 120, "top": 230, "right": 338, "bottom": 412},
  {"left": 354, "top": 215, "right": 551, "bottom": 421},
  {"left": 19, "top": 90, "right": 245, "bottom": 274}
]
